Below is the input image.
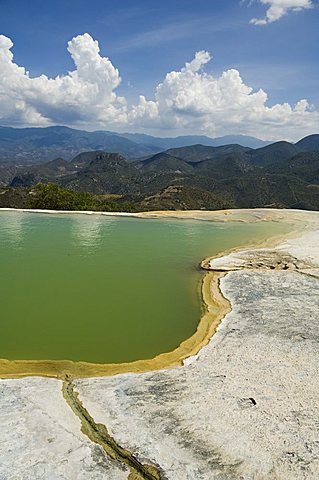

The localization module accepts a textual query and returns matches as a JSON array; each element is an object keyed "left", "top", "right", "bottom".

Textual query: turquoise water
[{"left": 0, "top": 212, "right": 289, "bottom": 363}]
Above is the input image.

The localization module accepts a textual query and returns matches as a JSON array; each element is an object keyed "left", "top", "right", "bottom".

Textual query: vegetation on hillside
[{"left": 26, "top": 183, "right": 138, "bottom": 212}]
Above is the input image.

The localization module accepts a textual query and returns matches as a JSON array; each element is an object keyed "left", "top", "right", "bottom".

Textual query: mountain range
[
  {"left": 0, "top": 129, "right": 318, "bottom": 211},
  {"left": 0, "top": 125, "right": 270, "bottom": 164}
]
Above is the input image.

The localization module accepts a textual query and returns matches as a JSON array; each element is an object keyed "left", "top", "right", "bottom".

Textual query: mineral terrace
[{"left": 1, "top": 209, "right": 318, "bottom": 480}]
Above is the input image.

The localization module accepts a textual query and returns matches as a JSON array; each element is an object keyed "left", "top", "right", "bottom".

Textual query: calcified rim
[{"left": 0, "top": 208, "right": 310, "bottom": 380}]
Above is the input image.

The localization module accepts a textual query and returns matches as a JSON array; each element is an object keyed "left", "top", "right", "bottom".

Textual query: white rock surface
[{"left": 0, "top": 377, "right": 128, "bottom": 480}]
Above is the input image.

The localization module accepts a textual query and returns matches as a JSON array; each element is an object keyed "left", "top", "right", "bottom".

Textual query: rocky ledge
[{"left": 0, "top": 210, "right": 318, "bottom": 479}]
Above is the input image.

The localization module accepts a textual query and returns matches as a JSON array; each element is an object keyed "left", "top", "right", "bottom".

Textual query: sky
[{"left": 0, "top": 0, "right": 318, "bottom": 141}]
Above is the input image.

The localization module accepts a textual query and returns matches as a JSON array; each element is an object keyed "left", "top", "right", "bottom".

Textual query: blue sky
[{"left": 0, "top": 0, "right": 318, "bottom": 140}]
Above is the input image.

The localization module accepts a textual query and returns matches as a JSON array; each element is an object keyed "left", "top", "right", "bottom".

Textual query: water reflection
[
  {"left": 0, "top": 213, "right": 24, "bottom": 247},
  {"left": 71, "top": 215, "right": 114, "bottom": 248},
  {"left": 182, "top": 221, "right": 202, "bottom": 240}
]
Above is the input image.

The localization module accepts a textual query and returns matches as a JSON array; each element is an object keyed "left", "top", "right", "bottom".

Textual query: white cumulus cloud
[
  {"left": 248, "top": 0, "right": 313, "bottom": 25},
  {"left": 0, "top": 33, "right": 318, "bottom": 141},
  {"left": 129, "top": 50, "right": 319, "bottom": 141},
  {"left": 0, "top": 33, "right": 127, "bottom": 127}
]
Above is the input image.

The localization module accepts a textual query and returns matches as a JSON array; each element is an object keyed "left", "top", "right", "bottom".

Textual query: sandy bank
[{"left": 1, "top": 205, "right": 317, "bottom": 222}]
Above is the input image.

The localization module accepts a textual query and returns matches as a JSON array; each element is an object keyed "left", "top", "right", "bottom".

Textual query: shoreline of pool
[{"left": 0, "top": 208, "right": 312, "bottom": 380}]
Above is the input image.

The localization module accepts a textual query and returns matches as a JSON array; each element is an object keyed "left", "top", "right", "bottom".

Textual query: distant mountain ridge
[
  {"left": 0, "top": 126, "right": 159, "bottom": 164},
  {"left": 117, "top": 133, "right": 271, "bottom": 150},
  {"left": 295, "top": 134, "right": 319, "bottom": 152},
  {"left": 0, "top": 125, "right": 272, "bottom": 165}
]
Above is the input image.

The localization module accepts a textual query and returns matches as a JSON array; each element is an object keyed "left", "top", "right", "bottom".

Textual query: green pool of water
[{"left": 0, "top": 212, "right": 290, "bottom": 364}]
